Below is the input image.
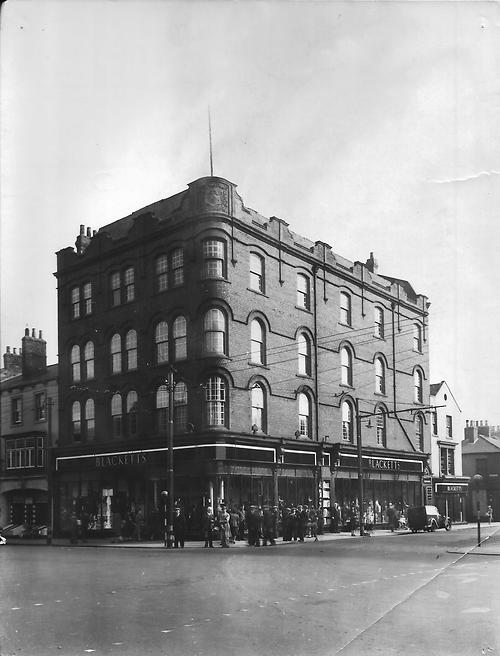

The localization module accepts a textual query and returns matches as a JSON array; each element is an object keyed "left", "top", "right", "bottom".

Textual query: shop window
[
  {"left": 127, "top": 391, "right": 138, "bottom": 436},
  {"left": 298, "top": 392, "right": 312, "bottom": 438},
  {"left": 71, "top": 344, "right": 81, "bottom": 382},
  {"left": 342, "top": 400, "right": 354, "bottom": 442},
  {"left": 111, "top": 393, "right": 122, "bottom": 438},
  {"left": 204, "top": 308, "right": 226, "bottom": 354},
  {"left": 250, "top": 253, "right": 265, "bottom": 293},
  {"left": 205, "top": 375, "right": 227, "bottom": 427},
  {"left": 125, "top": 329, "right": 138, "bottom": 371},
  {"left": 173, "top": 316, "right": 187, "bottom": 361},
  {"left": 203, "top": 239, "right": 226, "bottom": 279},
  {"left": 110, "top": 334, "right": 122, "bottom": 374},
  {"left": 250, "top": 319, "right": 266, "bottom": 365},
  {"left": 11, "top": 397, "right": 22, "bottom": 425},
  {"left": 375, "top": 357, "right": 386, "bottom": 394},
  {"left": 296, "top": 274, "right": 310, "bottom": 310},
  {"left": 374, "top": 306, "right": 384, "bottom": 338},
  {"left": 251, "top": 383, "right": 266, "bottom": 432},
  {"left": 85, "top": 398, "right": 95, "bottom": 441},
  {"left": 341, "top": 346, "right": 353, "bottom": 386},
  {"left": 297, "top": 333, "right": 311, "bottom": 376},
  {"left": 340, "top": 292, "right": 352, "bottom": 326},
  {"left": 35, "top": 392, "right": 46, "bottom": 421},
  {"left": 155, "top": 321, "right": 169, "bottom": 364},
  {"left": 72, "top": 401, "right": 81, "bottom": 442},
  {"left": 84, "top": 341, "right": 95, "bottom": 380}
]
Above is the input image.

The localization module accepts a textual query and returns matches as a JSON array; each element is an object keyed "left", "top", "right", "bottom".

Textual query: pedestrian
[
  {"left": 332, "top": 502, "right": 341, "bottom": 533},
  {"left": 229, "top": 506, "right": 240, "bottom": 543},
  {"left": 262, "top": 506, "right": 278, "bottom": 546},
  {"left": 387, "top": 503, "right": 398, "bottom": 532},
  {"left": 173, "top": 507, "right": 186, "bottom": 548},
  {"left": 309, "top": 507, "right": 319, "bottom": 541},
  {"left": 134, "top": 508, "right": 145, "bottom": 542},
  {"left": 217, "top": 504, "right": 230, "bottom": 548},
  {"left": 297, "top": 505, "right": 307, "bottom": 542},
  {"left": 349, "top": 503, "right": 359, "bottom": 536},
  {"left": 487, "top": 504, "right": 493, "bottom": 525},
  {"left": 202, "top": 506, "right": 215, "bottom": 548}
]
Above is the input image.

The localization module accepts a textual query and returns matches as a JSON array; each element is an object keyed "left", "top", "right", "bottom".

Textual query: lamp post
[
  {"left": 160, "top": 489, "right": 169, "bottom": 548},
  {"left": 470, "top": 474, "right": 483, "bottom": 547},
  {"left": 164, "top": 366, "right": 176, "bottom": 549},
  {"left": 355, "top": 401, "right": 366, "bottom": 537},
  {"left": 46, "top": 397, "right": 54, "bottom": 545}
]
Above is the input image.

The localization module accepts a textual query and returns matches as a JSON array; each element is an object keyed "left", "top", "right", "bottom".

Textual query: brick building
[
  {"left": 53, "top": 176, "right": 430, "bottom": 537},
  {"left": 0, "top": 330, "right": 58, "bottom": 533}
]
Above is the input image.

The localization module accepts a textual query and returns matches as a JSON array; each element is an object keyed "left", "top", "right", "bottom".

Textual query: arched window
[
  {"left": 376, "top": 406, "right": 387, "bottom": 447},
  {"left": 250, "top": 253, "right": 265, "bottom": 292},
  {"left": 111, "top": 393, "right": 122, "bottom": 438},
  {"left": 414, "top": 369, "right": 423, "bottom": 403},
  {"left": 171, "top": 248, "right": 184, "bottom": 286},
  {"left": 156, "top": 385, "right": 168, "bottom": 432},
  {"left": 297, "top": 274, "right": 310, "bottom": 310},
  {"left": 110, "top": 334, "right": 122, "bottom": 374},
  {"left": 204, "top": 309, "right": 226, "bottom": 354},
  {"left": 71, "top": 345, "right": 81, "bottom": 382},
  {"left": 374, "top": 307, "right": 384, "bottom": 338},
  {"left": 156, "top": 254, "right": 168, "bottom": 292},
  {"left": 341, "top": 346, "right": 353, "bottom": 386},
  {"left": 173, "top": 316, "right": 187, "bottom": 361},
  {"left": 340, "top": 292, "right": 352, "bottom": 326},
  {"left": 205, "top": 375, "right": 227, "bottom": 426},
  {"left": 84, "top": 341, "right": 94, "bottom": 380},
  {"left": 298, "top": 392, "right": 311, "bottom": 438},
  {"left": 124, "top": 267, "right": 135, "bottom": 302},
  {"left": 413, "top": 324, "right": 422, "bottom": 352},
  {"left": 342, "top": 400, "right": 354, "bottom": 442},
  {"left": 203, "top": 239, "right": 226, "bottom": 278},
  {"left": 174, "top": 382, "right": 188, "bottom": 432},
  {"left": 375, "top": 357, "right": 386, "bottom": 394},
  {"left": 85, "top": 398, "right": 95, "bottom": 441},
  {"left": 155, "top": 321, "right": 169, "bottom": 364},
  {"left": 72, "top": 401, "right": 81, "bottom": 442},
  {"left": 125, "top": 329, "right": 137, "bottom": 371},
  {"left": 297, "top": 333, "right": 312, "bottom": 376},
  {"left": 415, "top": 413, "right": 424, "bottom": 451},
  {"left": 127, "top": 391, "right": 138, "bottom": 436},
  {"left": 251, "top": 383, "right": 266, "bottom": 432},
  {"left": 250, "top": 319, "right": 265, "bottom": 365}
]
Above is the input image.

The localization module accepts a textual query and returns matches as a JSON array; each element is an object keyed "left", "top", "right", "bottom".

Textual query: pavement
[{"left": 3, "top": 521, "right": 500, "bottom": 554}]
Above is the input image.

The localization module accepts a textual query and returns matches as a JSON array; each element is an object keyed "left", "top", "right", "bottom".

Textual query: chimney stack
[
  {"left": 75, "top": 224, "right": 93, "bottom": 255},
  {"left": 3, "top": 344, "right": 22, "bottom": 375},
  {"left": 22, "top": 327, "right": 47, "bottom": 378},
  {"left": 365, "top": 252, "right": 379, "bottom": 274}
]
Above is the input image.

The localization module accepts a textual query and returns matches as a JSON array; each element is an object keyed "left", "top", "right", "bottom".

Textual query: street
[{"left": 1, "top": 526, "right": 499, "bottom": 656}]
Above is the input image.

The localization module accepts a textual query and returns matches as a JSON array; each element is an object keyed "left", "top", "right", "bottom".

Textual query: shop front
[
  {"left": 433, "top": 479, "right": 469, "bottom": 523},
  {"left": 332, "top": 450, "right": 426, "bottom": 528}
]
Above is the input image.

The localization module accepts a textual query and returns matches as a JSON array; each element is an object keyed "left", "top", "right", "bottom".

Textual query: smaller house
[
  {"left": 429, "top": 381, "right": 468, "bottom": 522},
  {"left": 462, "top": 421, "right": 500, "bottom": 521}
]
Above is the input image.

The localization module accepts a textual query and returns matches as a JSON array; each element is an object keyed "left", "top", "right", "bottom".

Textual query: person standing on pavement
[
  {"left": 349, "top": 503, "right": 359, "bottom": 536},
  {"left": 217, "top": 504, "right": 230, "bottom": 548},
  {"left": 262, "top": 506, "right": 278, "bottom": 546},
  {"left": 387, "top": 503, "right": 398, "bottom": 532},
  {"left": 202, "top": 506, "right": 215, "bottom": 548},
  {"left": 487, "top": 504, "right": 493, "bottom": 525},
  {"left": 173, "top": 507, "right": 186, "bottom": 548}
]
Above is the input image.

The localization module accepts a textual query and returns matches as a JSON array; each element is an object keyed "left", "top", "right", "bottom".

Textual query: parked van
[{"left": 407, "top": 505, "right": 451, "bottom": 533}]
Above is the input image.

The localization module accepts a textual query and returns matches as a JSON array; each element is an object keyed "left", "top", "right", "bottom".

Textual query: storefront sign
[
  {"left": 339, "top": 453, "right": 423, "bottom": 474},
  {"left": 435, "top": 483, "right": 469, "bottom": 494},
  {"left": 96, "top": 453, "right": 148, "bottom": 468}
]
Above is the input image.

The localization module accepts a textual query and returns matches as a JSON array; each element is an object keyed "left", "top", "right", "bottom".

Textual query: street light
[
  {"left": 164, "top": 366, "right": 176, "bottom": 549},
  {"left": 160, "top": 490, "right": 169, "bottom": 548},
  {"left": 470, "top": 474, "right": 483, "bottom": 547}
]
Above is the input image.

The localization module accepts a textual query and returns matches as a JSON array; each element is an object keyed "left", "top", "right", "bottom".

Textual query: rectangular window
[
  {"left": 111, "top": 272, "right": 121, "bottom": 306},
  {"left": 297, "top": 274, "right": 310, "bottom": 310},
  {"left": 71, "top": 287, "right": 80, "bottom": 319},
  {"left": 124, "top": 268, "right": 135, "bottom": 302},
  {"left": 11, "top": 398, "right": 22, "bottom": 425},
  {"left": 340, "top": 292, "right": 352, "bottom": 325},
  {"left": 171, "top": 249, "right": 184, "bottom": 286},
  {"left": 6, "top": 437, "right": 44, "bottom": 469},
  {"left": 432, "top": 411, "right": 438, "bottom": 435},
  {"left": 446, "top": 415, "right": 453, "bottom": 438},
  {"left": 440, "top": 447, "right": 455, "bottom": 476},
  {"left": 250, "top": 254, "right": 264, "bottom": 292},
  {"left": 83, "top": 283, "right": 92, "bottom": 315},
  {"left": 35, "top": 392, "right": 46, "bottom": 421},
  {"left": 203, "top": 240, "right": 225, "bottom": 278}
]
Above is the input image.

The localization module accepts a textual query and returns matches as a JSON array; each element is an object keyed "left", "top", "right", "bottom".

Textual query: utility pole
[
  {"left": 165, "top": 366, "right": 176, "bottom": 549},
  {"left": 46, "top": 397, "right": 54, "bottom": 545},
  {"left": 356, "top": 399, "right": 365, "bottom": 537}
]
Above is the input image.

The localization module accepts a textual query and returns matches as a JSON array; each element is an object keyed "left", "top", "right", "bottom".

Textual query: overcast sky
[{"left": 1, "top": 1, "right": 499, "bottom": 426}]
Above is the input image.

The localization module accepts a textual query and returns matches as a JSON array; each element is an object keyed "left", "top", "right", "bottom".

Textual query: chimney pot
[
  {"left": 25, "top": 328, "right": 29, "bottom": 336},
  {"left": 39, "top": 330, "right": 42, "bottom": 339},
  {"left": 80, "top": 224, "right": 85, "bottom": 235},
  {"left": 86, "top": 227, "right": 91, "bottom": 237},
  {"left": 13, "top": 348, "right": 17, "bottom": 354},
  {"left": 32, "top": 328, "right": 35, "bottom": 337},
  {"left": 6, "top": 346, "right": 10, "bottom": 353}
]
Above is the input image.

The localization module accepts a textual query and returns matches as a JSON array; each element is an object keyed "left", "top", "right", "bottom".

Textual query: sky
[{"left": 1, "top": 0, "right": 499, "bottom": 426}]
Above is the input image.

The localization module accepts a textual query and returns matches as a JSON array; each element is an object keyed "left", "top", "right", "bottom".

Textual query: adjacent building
[
  {"left": 462, "top": 421, "right": 500, "bottom": 521},
  {"left": 52, "top": 175, "right": 431, "bottom": 537},
  {"left": 0, "top": 330, "right": 58, "bottom": 532},
  {"left": 429, "top": 381, "right": 468, "bottom": 522}
]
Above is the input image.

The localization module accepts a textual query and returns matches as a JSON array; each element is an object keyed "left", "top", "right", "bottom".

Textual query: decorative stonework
[{"left": 197, "top": 180, "right": 230, "bottom": 214}]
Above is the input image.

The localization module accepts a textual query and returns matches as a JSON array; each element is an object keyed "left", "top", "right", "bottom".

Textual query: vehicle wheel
[
  {"left": 445, "top": 520, "right": 451, "bottom": 531},
  {"left": 430, "top": 522, "right": 436, "bottom": 532}
]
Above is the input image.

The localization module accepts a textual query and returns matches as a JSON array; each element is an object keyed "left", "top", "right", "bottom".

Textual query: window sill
[
  {"left": 247, "top": 287, "right": 268, "bottom": 297},
  {"left": 249, "top": 362, "right": 270, "bottom": 370},
  {"left": 296, "top": 373, "right": 312, "bottom": 379},
  {"left": 338, "top": 322, "right": 353, "bottom": 330},
  {"left": 295, "top": 305, "right": 312, "bottom": 314}
]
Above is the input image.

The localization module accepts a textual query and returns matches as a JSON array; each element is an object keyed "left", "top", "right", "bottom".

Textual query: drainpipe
[{"left": 391, "top": 302, "right": 416, "bottom": 451}]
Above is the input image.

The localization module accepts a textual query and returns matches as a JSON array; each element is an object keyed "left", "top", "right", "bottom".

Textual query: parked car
[{"left": 407, "top": 505, "right": 451, "bottom": 533}]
